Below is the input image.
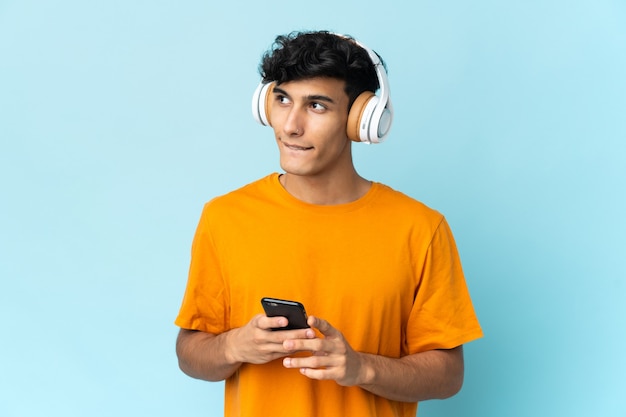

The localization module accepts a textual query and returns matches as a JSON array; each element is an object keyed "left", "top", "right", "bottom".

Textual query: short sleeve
[
  {"left": 174, "top": 203, "right": 230, "bottom": 334},
  {"left": 406, "top": 217, "right": 483, "bottom": 353}
]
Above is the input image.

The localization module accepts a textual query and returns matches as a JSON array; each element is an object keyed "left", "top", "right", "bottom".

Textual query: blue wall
[{"left": 1, "top": 1, "right": 624, "bottom": 416}]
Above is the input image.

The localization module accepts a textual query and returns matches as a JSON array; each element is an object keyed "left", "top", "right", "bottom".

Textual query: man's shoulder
[
  {"left": 203, "top": 173, "right": 278, "bottom": 210},
  {"left": 373, "top": 182, "right": 442, "bottom": 219}
]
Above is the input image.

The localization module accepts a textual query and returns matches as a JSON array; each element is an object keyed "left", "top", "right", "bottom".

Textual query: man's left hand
[{"left": 281, "top": 315, "right": 367, "bottom": 387}]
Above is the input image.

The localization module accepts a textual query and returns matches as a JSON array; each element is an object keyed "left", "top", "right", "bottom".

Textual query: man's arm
[
  {"left": 282, "top": 316, "right": 464, "bottom": 403},
  {"left": 353, "top": 346, "right": 463, "bottom": 402},
  {"left": 176, "top": 329, "right": 241, "bottom": 381},
  {"left": 176, "top": 314, "right": 315, "bottom": 381}
]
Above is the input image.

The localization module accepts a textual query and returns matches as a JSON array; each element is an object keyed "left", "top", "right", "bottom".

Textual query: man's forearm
[
  {"left": 176, "top": 328, "right": 241, "bottom": 381},
  {"left": 357, "top": 346, "right": 464, "bottom": 403}
]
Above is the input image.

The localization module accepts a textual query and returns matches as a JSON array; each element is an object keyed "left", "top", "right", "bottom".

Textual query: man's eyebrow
[
  {"left": 307, "top": 94, "right": 335, "bottom": 104},
  {"left": 272, "top": 86, "right": 336, "bottom": 104}
]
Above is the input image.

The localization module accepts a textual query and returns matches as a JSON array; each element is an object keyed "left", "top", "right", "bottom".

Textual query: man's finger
[
  {"left": 256, "top": 314, "right": 289, "bottom": 330},
  {"left": 309, "top": 316, "right": 339, "bottom": 337}
]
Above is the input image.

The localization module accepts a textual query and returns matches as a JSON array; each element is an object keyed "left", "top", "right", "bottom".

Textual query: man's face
[{"left": 270, "top": 77, "right": 352, "bottom": 180}]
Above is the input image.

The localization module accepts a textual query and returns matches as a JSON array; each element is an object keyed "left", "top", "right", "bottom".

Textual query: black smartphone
[{"left": 261, "top": 297, "right": 309, "bottom": 330}]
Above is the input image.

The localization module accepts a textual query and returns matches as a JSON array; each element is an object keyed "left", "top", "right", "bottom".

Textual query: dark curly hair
[{"left": 259, "top": 31, "right": 383, "bottom": 109}]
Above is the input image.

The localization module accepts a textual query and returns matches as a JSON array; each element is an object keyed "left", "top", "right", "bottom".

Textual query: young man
[{"left": 175, "top": 31, "right": 482, "bottom": 416}]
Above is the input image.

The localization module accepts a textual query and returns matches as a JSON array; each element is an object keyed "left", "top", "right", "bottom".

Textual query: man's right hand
[
  {"left": 176, "top": 314, "right": 316, "bottom": 381},
  {"left": 225, "top": 314, "right": 316, "bottom": 365}
]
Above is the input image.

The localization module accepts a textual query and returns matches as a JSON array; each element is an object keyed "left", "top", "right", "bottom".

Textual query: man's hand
[
  {"left": 176, "top": 314, "right": 315, "bottom": 382},
  {"left": 226, "top": 314, "right": 316, "bottom": 365},
  {"left": 281, "top": 315, "right": 366, "bottom": 386},
  {"left": 280, "top": 315, "right": 465, "bottom": 402}
]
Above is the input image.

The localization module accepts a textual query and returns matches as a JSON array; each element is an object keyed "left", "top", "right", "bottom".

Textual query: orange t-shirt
[{"left": 175, "top": 173, "right": 483, "bottom": 416}]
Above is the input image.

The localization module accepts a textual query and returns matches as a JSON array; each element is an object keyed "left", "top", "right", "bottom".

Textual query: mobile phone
[{"left": 261, "top": 297, "right": 309, "bottom": 330}]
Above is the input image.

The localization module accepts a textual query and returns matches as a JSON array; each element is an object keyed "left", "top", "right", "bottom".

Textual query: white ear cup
[
  {"left": 252, "top": 82, "right": 273, "bottom": 126},
  {"left": 366, "top": 99, "right": 393, "bottom": 144},
  {"left": 349, "top": 87, "right": 392, "bottom": 144}
]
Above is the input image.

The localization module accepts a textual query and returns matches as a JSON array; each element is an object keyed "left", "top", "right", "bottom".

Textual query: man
[{"left": 175, "top": 30, "right": 482, "bottom": 416}]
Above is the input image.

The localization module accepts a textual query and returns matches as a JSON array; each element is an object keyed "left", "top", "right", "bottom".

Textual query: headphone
[{"left": 251, "top": 34, "right": 393, "bottom": 144}]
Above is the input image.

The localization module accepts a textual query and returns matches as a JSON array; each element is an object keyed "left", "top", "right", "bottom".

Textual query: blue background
[{"left": 1, "top": 1, "right": 624, "bottom": 416}]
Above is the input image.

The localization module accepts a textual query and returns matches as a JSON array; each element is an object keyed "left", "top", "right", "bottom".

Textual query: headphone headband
[{"left": 252, "top": 33, "right": 393, "bottom": 144}]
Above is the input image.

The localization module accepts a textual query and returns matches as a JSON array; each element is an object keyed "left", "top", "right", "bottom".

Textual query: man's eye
[
  {"left": 276, "top": 95, "right": 290, "bottom": 105},
  {"left": 311, "top": 102, "right": 326, "bottom": 111}
]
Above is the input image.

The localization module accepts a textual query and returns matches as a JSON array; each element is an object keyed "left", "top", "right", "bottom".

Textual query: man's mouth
[{"left": 283, "top": 142, "right": 313, "bottom": 151}]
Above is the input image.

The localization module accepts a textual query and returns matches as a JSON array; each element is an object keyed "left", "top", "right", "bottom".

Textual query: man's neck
[{"left": 279, "top": 172, "right": 372, "bottom": 205}]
